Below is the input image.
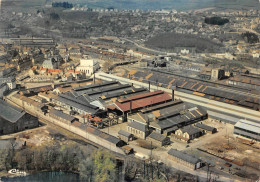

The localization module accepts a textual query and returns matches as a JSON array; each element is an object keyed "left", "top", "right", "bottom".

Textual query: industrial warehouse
[
  {"left": 1, "top": 75, "right": 260, "bottom": 180},
  {"left": 1, "top": 2, "right": 260, "bottom": 180},
  {"left": 3, "top": 77, "right": 259, "bottom": 146},
  {"left": 234, "top": 119, "right": 260, "bottom": 142},
  {"left": 3, "top": 79, "right": 212, "bottom": 147},
  {"left": 125, "top": 70, "right": 260, "bottom": 111}
]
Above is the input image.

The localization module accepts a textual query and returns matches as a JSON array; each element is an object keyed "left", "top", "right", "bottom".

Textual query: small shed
[
  {"left": 121, "top": 145, "right": 134, "bottom": 155},
  {"left": 194, "top": 123, "right": 217, "bottom": 134},
  {"left": 118, "top": 129, "right": 134, "bottom": 142},
  {"left": 147, "top": 132, "right": 170, "bottom": 147}
]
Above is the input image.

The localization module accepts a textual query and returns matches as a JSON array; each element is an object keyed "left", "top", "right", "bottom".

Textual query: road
[
  {"left": 95, "top": 72, "right": 260, "bottom": 123},
  {"left": 120, "top": 37, "right": 168, "bottom": 55},
  {"left": 238, "top": 28, "right": 260, "bottom": 36}
]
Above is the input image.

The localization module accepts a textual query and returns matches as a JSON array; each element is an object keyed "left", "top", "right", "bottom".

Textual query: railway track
[
  {"left": 148, "top": 68, "right": 260, "bottom": 97},
  {"left": 95, "top": 72, "right": 260, "bottom": 123}
]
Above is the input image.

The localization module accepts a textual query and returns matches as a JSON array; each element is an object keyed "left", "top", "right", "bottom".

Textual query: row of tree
[
  {"left": 0, "top": 140, "right": 118, "bottom": 182},
  {"left": 79, "top": 150, "right": 117, "bottom": 182},
  {"left": 0, "top": 141, "right": 83, "bottom": 172},
  {"left": 205, "top": 17, "right": 229, "bottom": 25},
  {"left": 242, "top": 32, "right": 259, "bottom": 44},
  {"left": 0, "top": 139, "right": 196, "bottom": 181}
]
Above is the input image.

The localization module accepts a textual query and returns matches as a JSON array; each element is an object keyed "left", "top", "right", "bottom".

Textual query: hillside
[
  {"left": 145, "top": 33, "right": 223, "bottom": 53},
  {"left": 2, "top": 0, "right": 259, "bottom": 11}
]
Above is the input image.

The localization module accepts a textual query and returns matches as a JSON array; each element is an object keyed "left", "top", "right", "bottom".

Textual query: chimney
[
  {"left": 130, "top": 100, "right": 132, "bottom": 113},
  {"left": 93, "top": 73, "right": 96, "bottom": 84},
  {"left": 149, "top": 81, "right": 151, "bottom": 91},
  {"left": 172, "top": 89, "right": 175, "bottom": 101}
]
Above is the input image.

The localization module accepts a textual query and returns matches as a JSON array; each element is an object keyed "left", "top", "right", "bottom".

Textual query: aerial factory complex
[{"left": 0, "top": 0, "right": 259, "bottom": 181}]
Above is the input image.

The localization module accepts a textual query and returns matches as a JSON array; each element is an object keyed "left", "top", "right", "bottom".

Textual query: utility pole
[
  {"left": 150, "top": 141, "right": 153, "bottom": 181},
  {"left": 143, "top": 160, "right": 146, "bottom": 178},
  {"left": 207, "top": 164, "right": 209, "bottom": 182}
]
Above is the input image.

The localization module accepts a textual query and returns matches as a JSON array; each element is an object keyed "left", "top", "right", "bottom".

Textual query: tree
[
  {"left": 242, "top": 32, "right": 259, "bottom": 44},
  {"left": 0, "top": 149, "right": 8, "bottom": 171},
  {"left": 15, "top": 148, "right": 32, "bottom": 171},
  {"left": 93, "top": 150, "right": 117, "bottom": 182},
  {"left": 6, "top": 139, "right": 18, "bottom": 169},
  {"left": 102, "top": 61, "right": 113, "bottom": 72},
  {"left": 79, "top": 158, "right": 94, "bottom": 182},
  {"left": 124, "top": 157, "right": 139, "bottom": 181},
  {"left": 205, "top": 17, "right": 229, "bottom": 25}
]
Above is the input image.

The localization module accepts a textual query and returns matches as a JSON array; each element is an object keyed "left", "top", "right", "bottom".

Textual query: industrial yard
[{"left": 1, "top": 4, "right": 260, "bottom": 180}]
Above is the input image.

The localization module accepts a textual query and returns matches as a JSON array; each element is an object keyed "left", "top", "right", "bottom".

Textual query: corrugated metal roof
[
  {"left": 118, "top": 130, "right": 132, "bottom": 137},
  {"left": 71, "top": 120, "right": 82, "bottom": 127},
  {"left": 148, "top": 132, "right": 167, "bottom": 142},
  {"left": 195, "top": 123, "right": 216, "bottom": 131},
  {"left": 0, "top": 100, "right": 25, "bottom": 123},
  {"left": 179, "top": 126, "right": 201, "bottom": 135},
  {"left": 128, "top": 121, "right": 147, "bottom": 132},
  {"left": 165, "top": 126, "right": 178, "bottom": 133},
  {"left": 141, "top": 100, "right": 183, "bottom": 113},
  {"left": 118, "top": 90, "right": 164, "bottom": 103},
  {"left": 49, "top": 109, "right": 76, "bottom": 122},
  {"left": 115, "top": 91, "right": 171, "bottom": 112},
  {"left": 74, "top": 81, "right": 118, "bottom": 91},
  {"left": 208, "top": 111, "right": 239, "bottom": 124},
  {"left": 235, "top": 120, "right": 260, "bottom": 134},
  {"left": 168, "top": 148, "right": 200, "bottom": 164}
]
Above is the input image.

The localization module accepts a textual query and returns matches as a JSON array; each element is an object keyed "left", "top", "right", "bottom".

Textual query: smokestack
[
  {"left": 172, "top": 89, "right": 174, "bottom": 101},
  {"left": 130, "top": 100, "right": 132, "bottom": 113}
]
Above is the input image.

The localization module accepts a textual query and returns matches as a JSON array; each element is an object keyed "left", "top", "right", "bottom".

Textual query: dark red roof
[
  {"left": 68, "top": 70, "right": 81, "bottom": 74},
  {"left": 48, "top": 69, "right": 62, "bottom": 73},
  {"left": 115, "top": 91, "right": 171, "bottom": 112},
  {"left": 118, "top": 90, "right": 164, "bottom": 103},
  {"left": 72, "top": 121, "right": 82, "bottom": 127}
]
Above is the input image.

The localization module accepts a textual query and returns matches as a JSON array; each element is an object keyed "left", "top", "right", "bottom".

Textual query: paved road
[
  {"left": 239, "top": 28, "right": 260, "bottom": 36},
  {"left": 95, "top": 72, "right": 260, "bottom": 123},
  {"left": 120, "top": 37, "right": 168, "bottom": 55}
]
